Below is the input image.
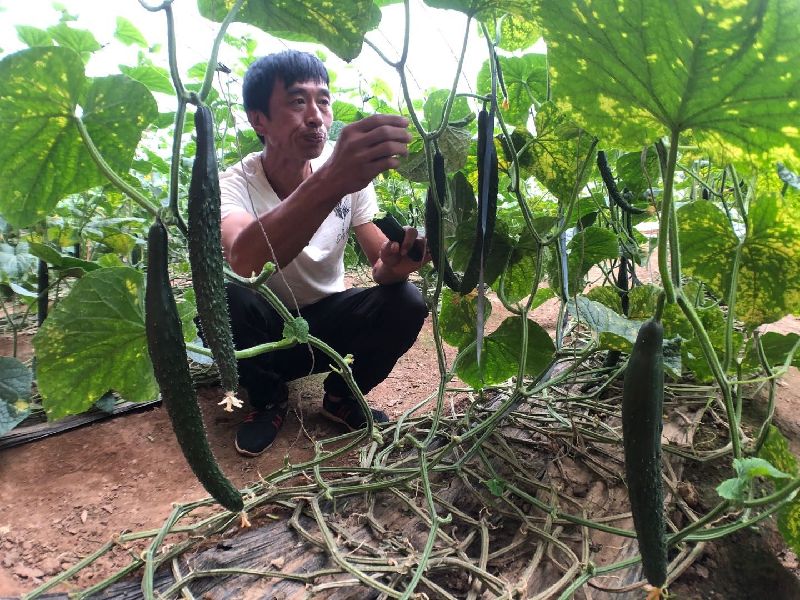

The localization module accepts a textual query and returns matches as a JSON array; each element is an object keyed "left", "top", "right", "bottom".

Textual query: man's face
[{"left": 261, "top": 78, "right": 333, "bottom": 160}]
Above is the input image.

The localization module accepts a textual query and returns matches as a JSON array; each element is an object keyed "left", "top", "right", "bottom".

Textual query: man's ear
[{"left": 246, "top": 110, "right": 267, "bottom": 138}]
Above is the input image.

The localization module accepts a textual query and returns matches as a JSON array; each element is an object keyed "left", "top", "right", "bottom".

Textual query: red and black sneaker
[
  {"left": 320, "top": 394, "right": 389, "bottom": 431},
  {"left": 234, "top": 403, "right": 288, "bottom": 457}
]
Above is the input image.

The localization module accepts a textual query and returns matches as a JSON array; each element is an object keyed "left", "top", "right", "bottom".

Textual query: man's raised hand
[{"left": 321, "top": 114, "right": 412, "bottom": 195}]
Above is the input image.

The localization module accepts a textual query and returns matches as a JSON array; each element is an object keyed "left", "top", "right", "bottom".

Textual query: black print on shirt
[{"left": 334, "top": 198, "right": 351, "bottom": 244}]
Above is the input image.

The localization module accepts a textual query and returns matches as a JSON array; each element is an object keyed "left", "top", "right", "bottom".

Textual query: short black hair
[{"left": 242, "top": 50, "right": 329, "bottom": 118}]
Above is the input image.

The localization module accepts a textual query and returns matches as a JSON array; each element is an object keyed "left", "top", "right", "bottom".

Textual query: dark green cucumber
[
  {"left": 188, "top": 105, "right": 238, "bottom": 395},
  {"left": 425, "top": 150, "right": 462, "bottom": 292},
  {"left": 146, "top": 220, "right": 243, "bottom": 514},
  {"left": 597, "top": 150, "right": 646, "bottom": 215},
  {"left": 622, "top": 318, "right": 666, "bottom": 589},
  {"left": 373, "top": 214, "right": 423, "bottom": 262},
  {"left": 459, "top": 108, "right": 498, "bottom": 295}
]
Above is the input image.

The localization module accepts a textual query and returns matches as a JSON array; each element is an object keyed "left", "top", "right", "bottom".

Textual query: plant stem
[
  {"left": 199, "top": 0, "right": 246, "bottom": 102},
  {"left": 657, "top": 131, "right": 680, "bottom": 304},
  {"left": 676, "top": 290, "right": 741, "bottom": 458},
  {"left": 73, "top": 117, "right": 160, "bottom": 219}
]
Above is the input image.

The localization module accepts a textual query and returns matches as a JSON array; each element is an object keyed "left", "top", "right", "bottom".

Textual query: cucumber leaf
[
  {"left": 197, "top": 0, "right": 381, "bottom": 62},
  {"left": 456, "top": 316, "right": 554, "bottom": 388},
  {"left": 423, "top": 89, "right": 472, "bottom": 131},
  {"left": 567, "top": 296, "right": 645, "bottom": 352},
  {"left": 528, "top": 102, "right": 597, "bottom": 204},
  {"left": 439, "top": 288, "right": 492, "bottom": 349},
  {"left": 33, "top": 267, "right": 158, "bottom": 420},
  {"left": 498, "top": 15, "right": 541, "bottom": 52},
  {"left": 679, "top": 194, "right": 800, "bottom": 328},
  {"left": 114, "top": 17, "right": 148, "bottom": 48},
  {"left": 0, "top": 357, "right": 33, "bottom": 435},
  {"left": 717, "top": 457, "right": 792, "bottom": 502},
  {"left": 536, "top": 0, "right": 800, "bottom": 169},
  {"left": 477, "top": 53, "right": 548, "bottom": 127},
  {"left": 0, "top": 47, "right": 157, "bottom": 228}
]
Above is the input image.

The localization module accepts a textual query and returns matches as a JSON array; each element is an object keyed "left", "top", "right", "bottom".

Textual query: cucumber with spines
[
  {"left": 188, "top": 105, "right": 239, "bottom": 397},
  {"left": 622, "top": 318, "right": 667, "bottom": 591},
  {"left": 146, "top": 219, "right": 244, "bottom": 514}
]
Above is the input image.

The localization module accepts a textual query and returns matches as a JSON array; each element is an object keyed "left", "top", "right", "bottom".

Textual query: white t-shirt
[{"left": 219, "top": 144, "right": 378, "bottom": 308}]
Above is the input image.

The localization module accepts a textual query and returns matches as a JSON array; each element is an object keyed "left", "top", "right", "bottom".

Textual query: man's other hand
[{"left": 321, "top": 115, "right": 412, "bottom": 196}]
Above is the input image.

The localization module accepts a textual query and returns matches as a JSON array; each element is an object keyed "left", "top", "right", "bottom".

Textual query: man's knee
[{"left": 379, "top": 281, "right": 428, "bottom": 332}]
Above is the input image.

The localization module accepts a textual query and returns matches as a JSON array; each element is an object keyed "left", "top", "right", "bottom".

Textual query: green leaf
[
  {"left": 332, "top": 100, "right": 365, "bottom": 124},
  {"left": 119, "top": 65, "right": 174, "bottom": 95},
  {"left": 16, "top": 25, "right": 53, "bottom": 48},
  {"left": 439, "top": 288, "right": 492, "bottom": 348},
  {"left": 528, "top": 102, "right": 597, "bottom": 203},
  {"left": 717, "top": 456, "right": 792, "bottom": 502},
  {"left": 0, "top": 47, "right": 157, "bottom": 228},
  {"left": 283, "top": 317, "right": 310, "bottom": 343},
  {"left": 450, "top": 218, "right": 513, "bottom": 287},
  {"left": 585, "top": 285, "right": 622, "bottom": 313},
  {"left": 197, "top": 0, "right": 381, "bottom": 62},
  {"left": 735, "top": 456, "right": 791, "bottom": 481},
  {"left": 485, "top": 477, "right": 506, "bottom": 496},
  {"left": 424, "top": 0, "right": 536, "bottom": 20},
  {"left": 498, "top": 15, "right": 541, "bottom": 52},
  {"left": 536, "top": 0, "right": 800, "bottom": 168},
  {"left": 716, "top": 477, "right": 746, "bottom": 502},
  {"left": 456, "top": 316, "right": 555, "bottom": 388},
  {"left": 759, "top": 426, "right": 799, "bottom": 480},
  {"left": 679, "top": 194, "right": 800, "bottom": 328},
  {"left": 0, "top": 242, "right": 37, "bottom": 282},
  {"left": 682, "top": 322, "right": 740, "bottom": 383},
  {"left": 567, "top": 296, "right": 644, "bottom": 352},
  {"left": 33, "top": 267, "right": 158, "bottom": 420},
  {"left": 395, "top": 126, "right": 472, "bottom": 182},
  {"left": 616, "top": 148, "right": 660, "bottom": 199},
  {"left": 743, "top": 331, "right": 800, "bottom": 372},
  {"left": 778, "top": 498, "right": 800, "bottom": 556},
  {"left": 477, "top": 53, "right": 547, "bottom": 127},
  {"left": 501, "top": 230, "right": 543, "bottom": 304},
  {"left": 114, "top": 17, "right": 148, "bottom": 47},
  {"left": 549, "top": 226, "right": 618, "bottom": 295},
  {"left": 176, "top": 289, "right": 198, "bottom": 345},
  {"left": 423, "top": 89, "right": 471, "bottom": 130},
  {"left": 0, "top": 357, "right": 32, "bottom": 403},
  {"left": 27, "top": 242, "right": 100, "bottom": 276},
  {"left": 47, "top": 23, "right": 101, "bottom": 59}
]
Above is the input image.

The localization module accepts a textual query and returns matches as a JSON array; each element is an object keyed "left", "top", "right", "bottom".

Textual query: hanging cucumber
[
  {"left": 622, "top": 318, "right": 667, "bottom": 595},
  {"left": 146, "top": 219, "right": 245, "bottom": 516},
  {"left": 459, "top": 108, "right": 498, "bottom": 296},
  {"left": 597, "top": 150, "right": 647, "bottom": 215},
  {"left": 425, "top": 149, "right": 462, "bottom": 292},
  {"left": 188, "top": 105, "right": 240, "bottom": 407}
]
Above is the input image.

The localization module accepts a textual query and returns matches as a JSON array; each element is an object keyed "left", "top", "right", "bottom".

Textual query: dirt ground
[{"left": 2, "top": 286, "right": 800, "bottom": 598}]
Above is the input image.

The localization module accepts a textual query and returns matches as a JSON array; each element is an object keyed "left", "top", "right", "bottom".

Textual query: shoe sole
[
  {"left": 320, "top": 407, "right": 360, "bottom": 432},
  {"left": 320, "top": 407, "right": 389, "bottom": 432},
  {"left": 234, "top": 438, "right": 274, "bottom": 457}
]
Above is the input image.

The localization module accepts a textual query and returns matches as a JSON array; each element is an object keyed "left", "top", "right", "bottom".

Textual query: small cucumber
[
  {"left": 146, "top": 219, "right": 244, "bottom": 514},
  {"left": 188, "top": 105, "right": 239, "bottom": 397},
  {"left": 622, "top": 318, "right": 667, "bottom": 590},
  {"left": 424, "top": 150, "right": 462, "bottom": 292},
  {"left": 373, "top": 214, "right": 423, "bottom": 262}
]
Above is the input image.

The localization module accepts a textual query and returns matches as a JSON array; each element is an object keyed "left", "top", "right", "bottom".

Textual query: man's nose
[{"left": 305, "top": 102, "right": 323, "bottom": 127}]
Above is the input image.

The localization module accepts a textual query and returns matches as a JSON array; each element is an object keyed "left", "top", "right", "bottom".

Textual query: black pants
[{"left": 224, "top": 281, "right": 429, "bottom": 410}]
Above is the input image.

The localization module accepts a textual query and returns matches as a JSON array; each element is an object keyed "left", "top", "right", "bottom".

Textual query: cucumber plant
[{"left": 3, "top": 1, "right": 800, "bottom": 598}]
